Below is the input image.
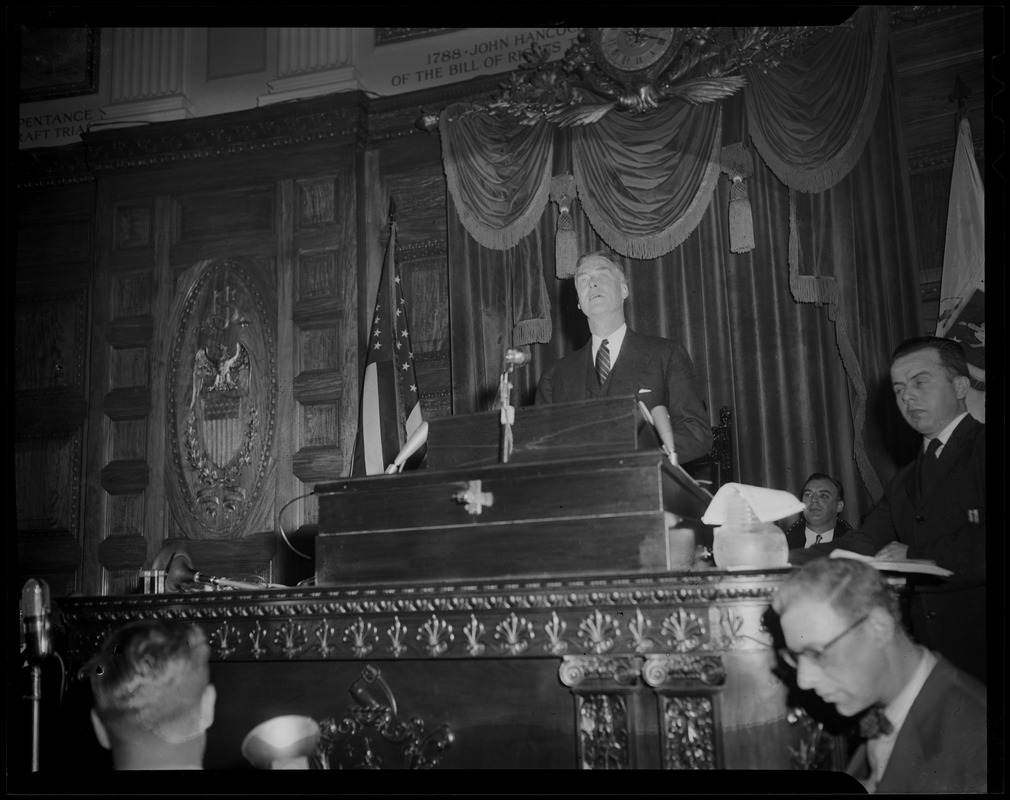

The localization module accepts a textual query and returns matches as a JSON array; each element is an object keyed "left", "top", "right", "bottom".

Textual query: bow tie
[{"left": 858, "top": 704, "right": 894, "bottom": 739}]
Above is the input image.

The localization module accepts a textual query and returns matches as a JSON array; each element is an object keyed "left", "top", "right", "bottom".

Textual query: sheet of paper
[{"left": 829, "top": 549, "right": 953, "bottom": 577}]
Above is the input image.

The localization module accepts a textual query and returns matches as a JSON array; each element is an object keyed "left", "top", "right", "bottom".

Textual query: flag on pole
[
  {"left": 356, "top": 215, "right": 424, "bottom": 475},
  {"left": 935, "top": 115, "right": 985, "bottom": 422}
]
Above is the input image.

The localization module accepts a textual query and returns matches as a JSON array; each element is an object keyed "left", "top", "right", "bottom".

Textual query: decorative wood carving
[
  {"left": 59, "top": 572, "right": 783, "bottom": 663},
  {"left": 659, "top": 695, "right": 718, "bottom": 769},
  {"left": 82, "top": 101, "right": 360, "bottom": 175},
  {"left": 166, "top": 258, "right": 278, "bottom": 538},
  {"left": 315, "top": 664, "right": 455, "bottom": 769}
]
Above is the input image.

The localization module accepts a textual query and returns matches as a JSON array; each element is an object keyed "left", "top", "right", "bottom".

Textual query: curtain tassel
[
  {"left": 720, "top": 143, "right": 755, "bottom": 255},
  {"left": 551, "top": 174, "right": 579, "bottom": 278},
  {"left": 729, "top": 177, "right": 754, "bottom": 254}
]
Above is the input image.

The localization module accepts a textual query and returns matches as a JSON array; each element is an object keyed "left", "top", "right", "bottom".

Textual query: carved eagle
[{"left": 191, "top": 342, "right": 250, "bottom": 407}]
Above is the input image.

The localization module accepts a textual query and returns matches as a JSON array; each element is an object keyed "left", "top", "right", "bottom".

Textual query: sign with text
[
  {"left": 359, "top": 27, "right": 582, "bottom": 95},
  {"left": 19, "top": 106, "right": 97, "bottom": 147}
]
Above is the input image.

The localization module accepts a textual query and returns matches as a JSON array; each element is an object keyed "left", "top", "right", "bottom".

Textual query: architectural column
[
  {"left": 101, "top": 28, "right": 194, "bottom": 124},
  {"left": 259, "top": 28, "right": 361, "bottom": 106}
]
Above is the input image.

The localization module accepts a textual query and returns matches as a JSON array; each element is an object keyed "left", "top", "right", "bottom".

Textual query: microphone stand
[
  {"left": 22, "top": 578, "right": 51, "bottom": 773},
  {"left": 498, "top": 357, "right": 516, "bottom": 464},
  {"left": 29, "top": 664, "right": 42, "bottom": 773}
]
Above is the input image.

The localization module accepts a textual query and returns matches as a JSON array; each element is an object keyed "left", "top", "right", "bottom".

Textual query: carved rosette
[{"left": 167, "top": 259, "right": 277, "bottom": 538}]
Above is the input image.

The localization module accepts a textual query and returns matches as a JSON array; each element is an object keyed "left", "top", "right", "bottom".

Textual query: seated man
[
  {"left": 784, "top": 472, "right": 851, "bottom": 549},
  {"left": 84, "top": 619, "right": 216, "bottom": 770},
  {"left": 771, "top": 557, "right": 986, "bottom": 793},
  {"left": 535, "top": 249, "right": 712, "bottom": 463}
]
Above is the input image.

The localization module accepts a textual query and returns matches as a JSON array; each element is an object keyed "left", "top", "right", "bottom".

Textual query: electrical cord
[{"left": 277, "top": 492, "right": 315, "bottom": 560}]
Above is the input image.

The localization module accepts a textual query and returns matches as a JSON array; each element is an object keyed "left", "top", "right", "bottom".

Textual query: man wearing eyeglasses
[{"left": 772, "top": 557, "right": 986, "bottom": 793}]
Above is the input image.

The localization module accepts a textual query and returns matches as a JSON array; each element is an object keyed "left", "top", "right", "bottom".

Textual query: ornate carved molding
[
  {"left": 58, "top": 571, "right": 783, "bottom": 662},
  {"left": 659, "top": 694, "right": 719, "bottom": 769},
  {"left": 577, "top": 692, "right": 632, "bottom": 769},
  {"left": 642, "top": 653, "right": 727, "bottom": 690},
  {"left": 82, "top": 99, "right": 361, "bottom": 176},
  {"left": 907, "top": 138, "right": 984, "bottom": 175},
  {"left": 888, "top": 5, "right": 969, "bottom": 27},
  {"left": 14, "top": 144, "right": 94, "bottom": 190},
  {"left": 396, "top": 238, "right": 448, "bottom": 259}
]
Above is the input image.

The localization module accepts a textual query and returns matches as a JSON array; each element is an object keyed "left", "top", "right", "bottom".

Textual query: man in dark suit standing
[
  {"left": 535, "top": 250, "right": 712, "bottom": 463},
  {"left": 784, "top": 472, "right": 852, "bottom": 550},
  {"left": 772, "top": 557, "right": 986, "bottom": 793},
  {"left": 793, "top": 336, "right": 986, "bottom": 683}
]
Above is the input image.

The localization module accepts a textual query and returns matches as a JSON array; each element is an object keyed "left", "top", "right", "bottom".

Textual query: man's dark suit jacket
[
  {"left": 535, "top": 328, "right": 713, "bottom": 463},
  {"left": 784, "top": 517, "right": 852, "bottom": 550},
  {"left": 801, "top": 414, "right": 986, "bottom": 682},
  {"left": 846, "top": 654, "right": 987, "bottom": 793}
]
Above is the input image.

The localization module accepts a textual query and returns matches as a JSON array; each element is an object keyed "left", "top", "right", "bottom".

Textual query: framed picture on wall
[{"left": 19, "top": 25, "right": 100, "bottom": 102}]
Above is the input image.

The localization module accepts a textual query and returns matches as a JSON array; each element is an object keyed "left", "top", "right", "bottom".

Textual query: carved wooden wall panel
[
  {"left": 165, "top": 257, "right": 278, "bottom": 539},
  {"left": 74, "top": 97, "right": 360, "bottom": 593},
  {"left": 289, "top": 167, "right": 358, "bottom": 502},
  {"left": 84, "top": 191, "right": 161, "bottom": 595},
  {"left": 15, "top": 179, "right": 93, "bottom": 594}
]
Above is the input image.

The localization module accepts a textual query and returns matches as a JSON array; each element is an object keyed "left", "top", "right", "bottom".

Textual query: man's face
[
  {"left": 891, "top": 348, "right": 968, "bottom": 438},
  {"left": 778, "top": 599, "right": 881, "bottom": 717},
  {"left": 574, "top": 256, "right": 628, "bottom": 319},
  {"left": 801, "top": 478, "right": 842, "bottom": 529}
]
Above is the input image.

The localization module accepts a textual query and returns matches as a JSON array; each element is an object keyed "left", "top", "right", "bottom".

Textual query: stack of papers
[{"left": 829, "top": 549, "right": 953, "bottom": 577}]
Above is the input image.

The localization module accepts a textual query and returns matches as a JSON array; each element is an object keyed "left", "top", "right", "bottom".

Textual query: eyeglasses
[{"left": 777, "top": 613, "right": 869, "bottom": 669}]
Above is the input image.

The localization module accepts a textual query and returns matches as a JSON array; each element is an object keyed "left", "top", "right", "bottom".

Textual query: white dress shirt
[
  {"left": 803, "top": 527, "right": 834, "bottom": 547},
  {"left": 925, "top": 411, "right": 968, "bottom": 457}
]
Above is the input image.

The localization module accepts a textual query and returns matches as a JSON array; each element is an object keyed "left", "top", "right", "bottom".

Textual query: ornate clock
[{"left": 590, "top": 28, "right": 679, "bottom": 86}]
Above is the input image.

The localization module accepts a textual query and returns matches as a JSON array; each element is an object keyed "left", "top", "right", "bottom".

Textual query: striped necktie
[{"left": 595, "top": 339, "right": 610, "bottom": 385}]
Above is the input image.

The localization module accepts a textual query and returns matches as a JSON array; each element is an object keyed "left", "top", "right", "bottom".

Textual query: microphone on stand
[
  {"left": 650, "top": 405, "right": 678, "bottom": 466},
  {"left": 164, "top": 551, "right": 282, "bottom": 592},
  {"left": 504, "top": 347, "right": 530, "bottom": 369},
  {"left": 497, "top": 349, "right": 529, "bottom": 463},
  {"left": 22, "top": 578, "right": 52, "bottom": 773},
  {"left": 21, "top": 578, "right": 52, "bottom": 663},
  {"left": 638, "top": 401, "right": 678, "bottom": 465},
  {"left": 384, "top": 421, "right": 429, "bottom": 474}
]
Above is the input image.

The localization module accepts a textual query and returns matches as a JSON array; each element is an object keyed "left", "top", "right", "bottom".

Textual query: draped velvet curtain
[{"left": 443, "top": 8, "right": 922, "bottom": 523}]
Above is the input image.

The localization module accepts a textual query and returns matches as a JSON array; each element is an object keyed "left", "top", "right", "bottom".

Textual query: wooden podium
[
  {"left": 48, "top": 399, "right": 853, "bottom": 776},
  {"left": 315, "top": 397, "right": 714, "bottom": 586}
]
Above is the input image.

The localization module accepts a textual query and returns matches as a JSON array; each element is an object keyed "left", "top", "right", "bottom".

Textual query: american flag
[{"left": 357, "top": 217, "right": 424, "bottom": 475}]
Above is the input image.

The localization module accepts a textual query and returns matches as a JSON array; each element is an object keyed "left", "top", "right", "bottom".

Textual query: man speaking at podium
[{"left": 535, "top": 250, "right": 712, "bottom": 464}]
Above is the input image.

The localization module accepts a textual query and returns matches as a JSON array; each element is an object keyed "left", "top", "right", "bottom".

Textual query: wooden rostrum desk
[
  {"left": 56, "top": 399, "right": 852, "bottom": 779},
  {"left": 59, "top": 569, "right": 846, "bottom": 776}
]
